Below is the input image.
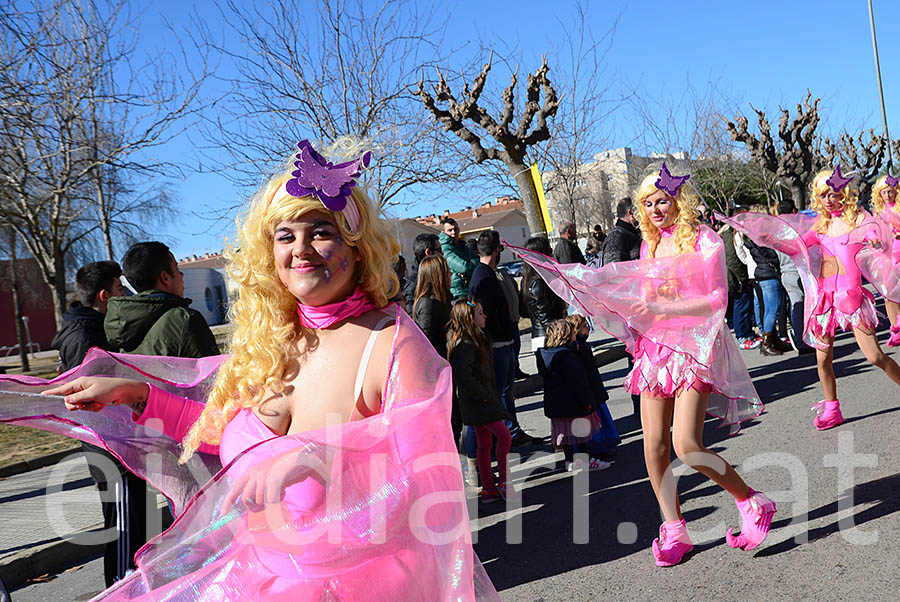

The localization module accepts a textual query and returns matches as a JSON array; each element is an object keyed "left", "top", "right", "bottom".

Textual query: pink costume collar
[
  {"left": 829, "top": 209, "right": 844, "bottom": 217},
  {"left": 659, "top": 224, "right": 677, "bottom": 238},
  {"left": 296, "top": 286, "right": 377, "bottom": 329}
]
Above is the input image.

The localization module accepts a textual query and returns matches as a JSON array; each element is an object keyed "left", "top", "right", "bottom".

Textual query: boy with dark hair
[
  {"left": 439, "top": 217, "right": 479, "bottom": 299},
  {"left": 469, "top": 230, "right": 540, "bottom": 447},
  {"left": 52, "top": 260, "right": 124, "bottom": 370},
  {"left": 403, "top": 232, "right": 442, "bottom": 312},
  {"left": 106, "top": 241, "right": 219, "bottom": 357}
]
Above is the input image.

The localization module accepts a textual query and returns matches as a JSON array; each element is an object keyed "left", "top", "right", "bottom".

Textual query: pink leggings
[{"left": 474, "top": 421, "right": 512, "bottom": 493}]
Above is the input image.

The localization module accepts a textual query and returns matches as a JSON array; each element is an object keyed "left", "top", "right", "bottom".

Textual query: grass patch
[{"left": 0, "top": 424, "right": 79, "bottom": 467}]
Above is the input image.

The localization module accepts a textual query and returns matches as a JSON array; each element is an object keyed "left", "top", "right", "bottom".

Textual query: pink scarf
[{"left": 296, "top": 287, "right": 377, "bottom": 329}]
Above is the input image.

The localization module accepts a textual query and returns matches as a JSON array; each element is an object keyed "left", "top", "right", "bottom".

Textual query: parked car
[{"left": 498, "top": 260, "right": 524, "bottom": 278}]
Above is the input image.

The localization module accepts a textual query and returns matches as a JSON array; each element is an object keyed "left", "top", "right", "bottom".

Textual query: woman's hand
[
  {"left": 223, "top": 448, "right": 325, "bottom": 511},
  {"left": 43, "top": 377, "right": 149, "bottom": 414},
  {"left": 630, "top": 300, "right": 661, "bottom": 317}
]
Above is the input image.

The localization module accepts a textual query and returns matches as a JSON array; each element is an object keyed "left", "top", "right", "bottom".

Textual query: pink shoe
[
  {"left": 888, "top": 325, "right": 900, "bottom": 347},
  {"left": 812, "top": 399, "right": 844, "bottom": 430},
  {"left": 726, "top": 488, "right": 777, "bottom": 550},
  {"left": 652, "top": 518, "right": 694, "bottom": 567}
]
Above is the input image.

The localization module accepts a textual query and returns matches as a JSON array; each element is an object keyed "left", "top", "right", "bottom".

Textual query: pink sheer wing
[
  {"left": 508, "top": 225, "right": 762, "bottom": 434},
  {"left": 847, "top": 211, "right": 900, "bottom": 303},
  {"left": 0, "top": 349, "right": 224, "bottom": 515},
  {"left": 717, "top": 212, "right": 824, "bottom": 348},
  {"left": 0, "top": 309, "right": 497, "bottom": 601}
]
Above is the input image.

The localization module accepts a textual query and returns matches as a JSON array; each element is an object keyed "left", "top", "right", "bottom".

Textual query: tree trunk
[
  {"left": 7, "top": 235, "right": 30, "bottom": 372},
  {"left": 97, "top": 176, "right": 114, "bottom": 261},
  {"left": 510, "top": 161, "right": 547, "bottom": 236},
  {"left": 789, "top": 182, "right": 807, "bottom": 210},
  {"left": 51, "top": 250, "right": 68, "bottom": 329}
]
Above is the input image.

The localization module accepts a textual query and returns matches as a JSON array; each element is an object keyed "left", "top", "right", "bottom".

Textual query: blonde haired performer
[
  {"left": 870, "top": 173, "right": 900, "bottom": 345},
  {"left": 2, "top": 140, "right": 498, "bottom": 601},
  {"left": 721, "top": 166, "right": 900, "bottom": 432},
  {"left": 510, "top": 163, "right": 775, "bottom": 568}
]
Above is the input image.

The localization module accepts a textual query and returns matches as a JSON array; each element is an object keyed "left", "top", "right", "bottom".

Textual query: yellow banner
[{"left": 529, "top": 163, "right": 553, "bottom": 234}]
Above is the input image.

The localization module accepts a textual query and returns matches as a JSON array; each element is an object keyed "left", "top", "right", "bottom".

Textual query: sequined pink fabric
[
  {"left": 0, "top": 307, "right": 498, "bottom": 601},
  {"left": 509, "top": 225, "right": 763, "bottom": 435}
]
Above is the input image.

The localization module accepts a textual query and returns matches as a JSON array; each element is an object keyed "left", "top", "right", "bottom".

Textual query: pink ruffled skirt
[
  {"left": 809, "top": 289, "right": 877, "bottom": 347},
  {"left": 624, "top": 337, "right": 714, "bottom": 398}
]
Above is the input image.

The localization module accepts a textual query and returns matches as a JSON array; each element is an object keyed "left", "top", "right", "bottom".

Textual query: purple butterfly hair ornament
[
  {"left": 654, "top": 162, "right": 690, "bottom": 197},
  {"left": 886, "top": 173, "right": 899, "bottom": 189},
  {"left": 825, "top": 164, "right": 853, "bottom": 193},
  {"left": 283, "top": 140, "right": 371, "bottom": 231}
]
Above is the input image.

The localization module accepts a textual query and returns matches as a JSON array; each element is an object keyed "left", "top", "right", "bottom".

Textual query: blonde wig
[
  {"left": 180, "top": 156, "right": 400, "bottom": 461},
  {"left": 809, "top": 170, "right": 860, "bottom": 234},
  {"left": 633, "top": 172, "right": 701, "bottom": 257},
  {"left": 871, "top": 175, "right": 898, "bottom": 216}
]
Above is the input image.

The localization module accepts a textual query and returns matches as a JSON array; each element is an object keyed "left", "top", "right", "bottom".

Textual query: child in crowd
[
  {"left": 448, "top": 300, "right": 517, "bottom": 503},
  {"left": 566, "top": 314, "right": 620, "bottom": 457},
  {"left": 536, "top": 319, "right": 610, "bottom": 472}
]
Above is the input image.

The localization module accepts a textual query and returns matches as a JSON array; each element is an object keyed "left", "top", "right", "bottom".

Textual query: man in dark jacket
[
  {"left": 403, "top": 233, "right": 442, "bottom": 312},
  {"left": 553, "top": 222, "right": 586, "bottom": 265},
  {"left": 439, "top": 218, "right": 478, "bottom": 299},
  {"left": 51, "top": 260, "right": 139, "bottom": 587},
  {"left": 105, "top": 242, "right": 220, "bottom": 357},
  {"left": 601, "top": 198, "right": 642, "bottom": 266},
  {"left": 52, "top": 261, "right": 124, "bottom": 370},
  {"left": 469, "top": 230, "right": 540, "bottom": 447}
]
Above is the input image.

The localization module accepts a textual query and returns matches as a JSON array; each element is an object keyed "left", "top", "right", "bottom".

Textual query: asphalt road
[{"left": 9, "top": 325, "right": 900, "bottom": 602}]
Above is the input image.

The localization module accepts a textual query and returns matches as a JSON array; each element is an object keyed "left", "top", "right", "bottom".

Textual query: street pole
[{"left": 869, "top": 0, "right": 893, "bottom": 171}]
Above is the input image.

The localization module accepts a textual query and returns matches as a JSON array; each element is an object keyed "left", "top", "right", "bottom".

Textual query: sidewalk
[
  {"left": 0, "top": 329, "right": 626, "bottom": 590},
  {"left": 0, "top": 454, "right": 104, "bottom": 589}
]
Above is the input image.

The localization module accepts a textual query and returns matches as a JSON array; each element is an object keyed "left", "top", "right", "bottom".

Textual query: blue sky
[{"left": 137, "top": 0, "right": 900, "bottom": 259}]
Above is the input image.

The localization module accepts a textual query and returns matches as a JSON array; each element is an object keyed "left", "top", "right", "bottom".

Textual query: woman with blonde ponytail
[
  {"left": 40, "top": 139, "right": 496, "bottom": 600},
  {"left": 723, "top": 167, "right": 900, "bottom": 433},
  {"left": 510, "top": 163, "right": 774, "bottom": 568}
]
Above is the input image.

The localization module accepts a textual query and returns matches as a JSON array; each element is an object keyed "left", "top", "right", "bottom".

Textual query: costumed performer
[
  {"left": 720, "top": 167, "right": 900, "bottom": 432},
  {"left": 3, "top": 139, "right": 497, "bottom": 601},
  {"left": 870, "top": 173, "right": 900, "bottom": 346},
  {"left": 508, "top": 163, "right": 776, "bottom": 568}
]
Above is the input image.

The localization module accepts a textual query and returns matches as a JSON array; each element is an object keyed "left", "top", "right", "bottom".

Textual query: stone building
[{"left": 542, "top": 147, "right": 690, "bottom": 236}]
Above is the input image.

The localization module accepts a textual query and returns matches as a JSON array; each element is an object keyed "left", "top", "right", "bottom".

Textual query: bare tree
[
  {"left": 724, "top": 92, "right": 821, "bottom": 209},
  {"left": 822, "top": 130, "right": 888, "bottom": 202},
  {"left": 536, "top": 2, "right": 624, "bottom": 233},
  {"left": 196, "top": 0, "right": 455, "bottom": 210},
  {"left": 0, "top": 0, "right": 205, "bottom": 324},
  {"left": 417, "top": 55, "right": 560, "bottom": 234}
]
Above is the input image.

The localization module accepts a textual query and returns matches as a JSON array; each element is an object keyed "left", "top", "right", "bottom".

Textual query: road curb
[
  {"left": 0, "top": 449, "right": 81, "bottom": 479},
  {"left": 0, "top": 527, "right": 105, "bottom": 590}
]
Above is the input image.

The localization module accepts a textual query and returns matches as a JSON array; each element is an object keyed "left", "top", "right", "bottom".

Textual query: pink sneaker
[
  {"left": 726, "top": 489, "right": 777, "bottom": 550},
  {"left": 652, "top": 518, "right": 694, "bottom": 567},
  {"left": 888, "top": 325, "right": 900, "bottom": 347},
  {"left": 812, "top": 399, "right": 844, "bottom": 430}
]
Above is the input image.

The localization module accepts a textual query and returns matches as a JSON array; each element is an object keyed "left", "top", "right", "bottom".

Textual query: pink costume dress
[
  {"left": 0, "top": 306, "right": 499, "bottom": 601},
  {"left": 623, "top": 228, "right": 717, "bottom": 398},
  {"left": 800, "top": 228, "right": 877, "bottom": 346},
  {"left": 509, "top": 225, "right": 763, "bottom": 435}
]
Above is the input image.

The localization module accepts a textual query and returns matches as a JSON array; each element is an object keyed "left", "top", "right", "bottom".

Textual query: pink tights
[{"left": 474, "top": 421, "right": 512, "bottom": 494}]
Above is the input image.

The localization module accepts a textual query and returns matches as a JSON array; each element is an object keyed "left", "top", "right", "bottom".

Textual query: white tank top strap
[{"left": 353, "top": 314, "right": 394, "bottom": 403}]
